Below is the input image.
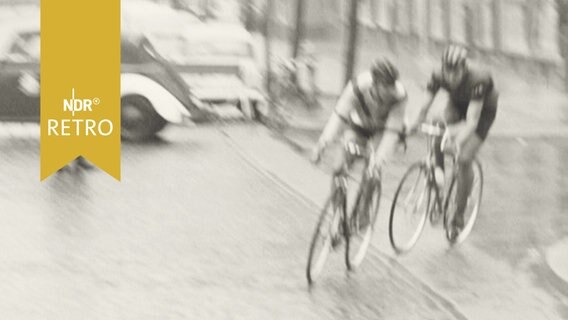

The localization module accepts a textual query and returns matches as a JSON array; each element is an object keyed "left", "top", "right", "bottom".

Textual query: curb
[{"left": 545, "top": 238, "right": 568, "bottom": 295}]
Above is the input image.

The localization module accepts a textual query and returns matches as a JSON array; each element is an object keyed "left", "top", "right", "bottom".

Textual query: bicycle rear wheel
[
  {"left": 444, "top": 160, "right": 483, "bottom": 244},
  {"left": 345, "top": 177, "right": 381, "bottom": 270},
  {"left": 306, "top": 192, "right": 345, "bottom": 284},
  {"left": 389, "top": 163, "right": 431, "bottom": 254}
]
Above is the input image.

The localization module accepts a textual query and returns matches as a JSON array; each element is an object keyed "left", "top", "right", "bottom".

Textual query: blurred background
[{"left": 0, "top": 1, "right": 567, "bottom": 319}]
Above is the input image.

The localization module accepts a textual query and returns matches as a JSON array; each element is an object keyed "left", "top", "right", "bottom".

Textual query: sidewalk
[{"left": 263, "top": 35, "right": 568, "bottom": 139}]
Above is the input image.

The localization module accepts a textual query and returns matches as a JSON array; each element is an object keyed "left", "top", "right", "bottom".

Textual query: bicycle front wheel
[
  {"left": 444, "top": 160, "right": 483, "bottom": 244},
  {"left": 345, "top": 178, "right": 381, "bottom": 270},
  {"left": 306, "top": 193, "right": 344, "bottom": 284},
  {"left": 389, "top": 163, "right": 430, "bottom": 254}
]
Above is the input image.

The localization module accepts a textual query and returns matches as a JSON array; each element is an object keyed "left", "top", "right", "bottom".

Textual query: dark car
[{"left": 0, "top": 10, "right": 203, "bottom": 140}]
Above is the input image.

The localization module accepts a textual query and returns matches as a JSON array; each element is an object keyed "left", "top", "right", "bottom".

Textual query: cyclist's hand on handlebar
[
  {"left": 406, "top": 123, "right": 418, "bottom": 136},
  {"left": 404, "top": 119, "right": 421, "bottom": 136},
  {"left": 441, "top": 129, "right": 460, "bottom": 155},
  {"left": 311, "top": 141, "right": 326, "bottom": 164}
]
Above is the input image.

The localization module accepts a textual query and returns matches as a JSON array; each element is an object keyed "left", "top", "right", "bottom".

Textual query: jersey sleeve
[
  {"left": 334, "top": 81, "right": 356, "bottom": 119},
  {"left": 470, "top": 79, "right": 492, "bottom": 101},
  {"left": 426, "top": 73, "right": 442, "bottom": 94},
  {"left": 384, "top": 92, "right": 408, "bottom": 132}
]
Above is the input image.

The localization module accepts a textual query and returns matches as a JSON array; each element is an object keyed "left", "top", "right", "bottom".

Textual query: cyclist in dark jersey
[{"left": 410, "top": 45, "right": 498, "bottom": 240}]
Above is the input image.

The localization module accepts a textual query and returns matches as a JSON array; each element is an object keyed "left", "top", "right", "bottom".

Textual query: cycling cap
[{"left": 371, "top": 58, "right": 399, "bottom": 85}]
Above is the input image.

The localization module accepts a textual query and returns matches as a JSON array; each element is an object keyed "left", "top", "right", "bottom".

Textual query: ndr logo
[{"left": 63, "top": 88, "right": 100, "bottom": 116}]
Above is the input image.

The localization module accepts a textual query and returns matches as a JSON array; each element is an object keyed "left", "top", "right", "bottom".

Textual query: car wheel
[{"left": 121, "top": 95, "right": 167, "bottom": 141}]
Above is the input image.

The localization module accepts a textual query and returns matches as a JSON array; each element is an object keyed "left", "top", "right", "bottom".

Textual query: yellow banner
[{"left": 41, "top": 0, "right": 121, "bottom": 180}]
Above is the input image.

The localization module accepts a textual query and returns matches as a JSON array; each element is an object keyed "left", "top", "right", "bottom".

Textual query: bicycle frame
[
  {"left": 420, "top": 123, "right": 459, "bottom": 220},
  {"left": 328, "top": 141, "right": 382, "bottom": 231},
  {"left": 332, "top": 141, "right": 379, "bottom": 193}
]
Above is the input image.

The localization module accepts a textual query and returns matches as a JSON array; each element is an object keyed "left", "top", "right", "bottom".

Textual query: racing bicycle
[
  {"left": 306, "top": 140, "right": 382, "bottom": 284},
  {"left": 388, "top": 123, "right": 483, "bottom": 253}
]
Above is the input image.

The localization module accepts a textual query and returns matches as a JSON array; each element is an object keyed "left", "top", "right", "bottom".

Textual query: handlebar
[{"left": 420, "top": 123, "right": 445, "bottom": 137}]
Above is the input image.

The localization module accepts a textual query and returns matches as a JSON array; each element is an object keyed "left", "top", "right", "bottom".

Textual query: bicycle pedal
[
  {"left": 430, "top": 211, "right": 442, "bottom": 225},
  {"left": 448, "top": 226, "right": 462, "bottom": 243},
  {"left": 331, "top": 236, "right": 343, "bottom": 249}
]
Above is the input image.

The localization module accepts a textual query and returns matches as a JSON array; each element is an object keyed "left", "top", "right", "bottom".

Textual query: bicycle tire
[
  {"left": 306, "top": 191, "right": 345, "bottom": 284},
  {"left": 345, "top": 177, "right": 381, "bottom": 270},
  {"left": 444, "top": 160, "right": 483, "bottom": 244},
  {"left": 389, "top": 162, "right": 430, "bottom": 254},
  {"left": 443, "top": 174, "right": 457, "bottom": 235}
]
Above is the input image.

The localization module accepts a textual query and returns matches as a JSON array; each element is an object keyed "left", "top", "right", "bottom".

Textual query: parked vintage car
[
  {"left": 0, "top": 8, "right": 204, "bottom": 140},
  {"left": 148, "top": 22, "right": 266, "bottom": 119}
]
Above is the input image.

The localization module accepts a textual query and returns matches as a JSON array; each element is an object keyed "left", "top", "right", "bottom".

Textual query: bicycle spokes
[
  {"left": 346, "top": 180, "right": 380, "bottom": 269},
  {"left": 389, "top": 164, "right": 430, "bottom": 253},
  {"left": 444, "top": 161, "right": 483, "bottom": 245},
  {"left": 307, "top": 194, "right": 345, "bottom": 284},
  {"left": 402, "top": 171, "right": 428, "bottom": 219}
]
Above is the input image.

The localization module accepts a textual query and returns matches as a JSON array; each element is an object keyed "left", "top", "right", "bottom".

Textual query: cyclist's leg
[
  {"left": 331, "top": 128, "right": 366, "bottom": 197},
  {"left": 454, "top": 97, "right": 497, "bottom": 229},
  {"left": 431, "top": 97, "right": 461, "bottom": 184},
  {"left": 349, "top": 130, "right": 387, "bottom": 228},
  {"left": 454, "top": 134, "right": 482, "bottom": 228},
  {"left": 329, "top": 128, "right": 365, "bottom": 243},
  {"left": 372, "top": 130, "right": 400, "bottom": 172}
]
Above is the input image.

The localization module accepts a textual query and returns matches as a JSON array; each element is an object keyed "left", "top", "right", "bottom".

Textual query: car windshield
[
  {"left": 0, "top": 31, "right": 40, "bottom": 63},
  {"left": 148, "top": 35, "right": 253, "bottom": 64}
]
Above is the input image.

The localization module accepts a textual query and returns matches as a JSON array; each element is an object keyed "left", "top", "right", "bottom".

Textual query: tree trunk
[
  {"left": 292, "top": 0, "right": 306, "bottom": 59},
  {"left": 492, "top": 0, "right": 502, "bottom": 51},
  {"left": 424, "top": 0, "right": 432, "bottom": 53},
  {"left": 557, "top": 0, "right": 568, "bottom": 90},
  {"left": 344, "top": 0, "right": 359, "bottom": 85},
  {"left": 241, "top": 0, "right": 255, "bottom": 31},
  {"left": 464, "top": 3, "right": 475, "bottom": 47},
  {"left": 264, "top": 0, "right": 275, "bottom": 100},
  {"left": 444, "top": 0, "right": 451, "bottom": 41}
]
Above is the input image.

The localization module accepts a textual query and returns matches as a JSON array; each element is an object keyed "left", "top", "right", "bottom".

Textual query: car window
[
  {"left": 5, "top": 32, "right": 40, "bottom": 63},
  {"left": 186, "top": 41, "right": 252, "bottom": 58},
  {"left": 154, "top": 37, "right": 254, "bottom": 64}
]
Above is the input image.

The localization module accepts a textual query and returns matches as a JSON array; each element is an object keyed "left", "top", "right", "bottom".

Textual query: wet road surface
[
  {"left": 0, "top": 123, "right": 467, "bottom": 319},
  {"left": 0, "top": 123, "right": 567, "bottom": 319},
  {"left": 279, "top": 124, "right": 568, "bottom": 319}
]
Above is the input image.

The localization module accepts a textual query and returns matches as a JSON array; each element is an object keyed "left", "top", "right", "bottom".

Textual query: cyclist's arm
[
  {"left": 450, "top": 99, "right": 482, "bottom": 145},
  {"left": 448, "top": 81, "right": 486, "bottom": 145},
  {"left": 417, "top": 91, "right": 436, "bottom": 122},
  {"left": 375, "top": 98, "right": 408, "bottom": 168},
  {"left": 409, "top": 81, "right": 438, "bottom": 129},
  {"left": 317, "top": 82, "right": 355, "bottom": 145},
  {"left": 385, "top": 92, "right": 408, "bottom": 133}
]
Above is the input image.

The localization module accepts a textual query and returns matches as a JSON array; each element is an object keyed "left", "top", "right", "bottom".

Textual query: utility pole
[
  {"left": 344, "top": 0, "right": 359, "bottom": 85},
  {"left": 241, "top": 0, "right": 255, "bottom": 31},
  {"left": 264, "top": 0, "right": 275, "bottom": 101},
  {"left": 291, "top": 0, "right": 306, "bottom": 59},
  {"left": 558, "top": 0, "right": 568, "bottom": 90}
]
